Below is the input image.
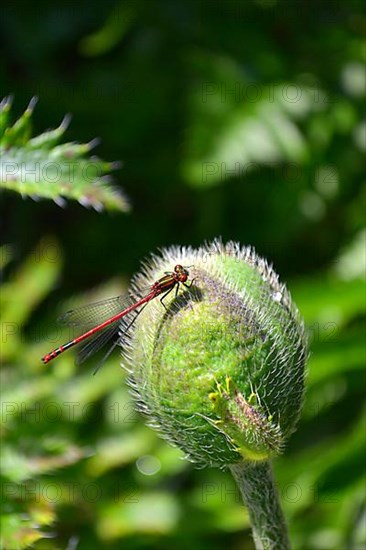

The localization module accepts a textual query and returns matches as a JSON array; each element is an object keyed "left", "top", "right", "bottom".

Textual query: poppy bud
[{"left": 124, "top": 240, "right": 308, "bottom": 467}]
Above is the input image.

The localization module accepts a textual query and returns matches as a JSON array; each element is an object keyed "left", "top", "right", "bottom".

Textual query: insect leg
[
  {"left": 160, "top": 285, "right": 175, "bottom": 310},
  {"left": 183, "top": 277, "right": 197, "bottom": 288}
]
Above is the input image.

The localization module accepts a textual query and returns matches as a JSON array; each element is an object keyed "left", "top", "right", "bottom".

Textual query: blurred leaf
[
  {"left": 0, "top": 515, "right": 51, "bottom": 550},
  {"left": 0, "top": 238, "right": 60, "bottom": 361},
  {"left": 97, "top": 492, "right": 180, "bottom": 539},
  {"left": 86, "top": 427, "right": 155, "bottom": 477},
  {"left": 332, "top": 229, "right": 366, "bottom": 281},
  {"left": 290, "top": 276, "right": 364, "bottom": 327},
  {"left": 0, "top": 244, "right": 14, "bottom": 271},
  {"left": 306, "top": 325, "right": 364, "bottom": 385},
  {"left": 182, "top": 51, "right": 318, "bottom": 187},
  {"left": 276, "top": 409, "right": 365, "bottom": 510},
  {"left": 79, "top": 1, "right": 136, "bottom": 56},
  {"left": 1, "top": 444, "right": 87, "bottom": 483},
  {"left": 189, "top": 469, "right": 250, "bottom": 532},
  {"left": 0, "top": 495, "right": 55, "bottom": 550}
]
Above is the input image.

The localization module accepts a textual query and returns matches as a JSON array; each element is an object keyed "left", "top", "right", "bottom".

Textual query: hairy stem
[{"left": 230, "top": 460, "right": 290, "bottom": 550}]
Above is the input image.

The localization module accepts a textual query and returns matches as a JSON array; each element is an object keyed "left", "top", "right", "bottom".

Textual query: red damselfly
[{"left": 42, "top": 264, "right": 193, "bottom": 370}]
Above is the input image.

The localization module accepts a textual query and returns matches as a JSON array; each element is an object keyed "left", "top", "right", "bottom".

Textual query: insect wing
[
  {"left": 58, "top": 292, "right": 147, "bottom": 366},
  {"left": 75, "top": 304, "right": 142, "bottom": 366},
  {"left": 58, "top": 294, "right": 133, "bottom": 329},
  {"left": 75, "top": 323, "right": 120, "bottom": 366}
]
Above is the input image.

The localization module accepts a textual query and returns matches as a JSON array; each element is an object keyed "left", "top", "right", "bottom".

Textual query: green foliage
[
  {"left": 0, "top": 97, "right": 129, "bottom": 211},
  {"left": 1, "top": 1, "right": 365, "bottom": 549},
  {"left": 182, "top": 52, "right": 312, "bottom": 187},
  {"left": 1, "top": 236, "right": 364, "bottom": 549}
]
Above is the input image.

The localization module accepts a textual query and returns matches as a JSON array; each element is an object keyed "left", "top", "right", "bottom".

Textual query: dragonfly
[{"left": 41, "top": 264, "right": 194, "bottom": 371}]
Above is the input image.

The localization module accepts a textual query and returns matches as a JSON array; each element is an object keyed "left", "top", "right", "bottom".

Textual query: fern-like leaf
[{"left": 0, "top": 97, "right": 130, "bottom": 211}]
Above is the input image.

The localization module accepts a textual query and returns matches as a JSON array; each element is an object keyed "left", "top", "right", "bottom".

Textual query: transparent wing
[
  {"left": 58, "top": 294, "right": 133, "bottom": 329},
  {"left": 75, "top": 307, "right": 142, "bottom": 367},
  {"left": 75, "top": 322, "right": 120, "bottom": 366},
  {"left": 54, "top": 284, "right": 156, "bottom": 368},
  {"left": 58, "top": 284, "right": 153, "bottom": 329}
]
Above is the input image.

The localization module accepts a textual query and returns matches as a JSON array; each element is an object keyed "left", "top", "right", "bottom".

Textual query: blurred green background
[{"left": 1, "top": 1, "right": 365, "bottom": 549}]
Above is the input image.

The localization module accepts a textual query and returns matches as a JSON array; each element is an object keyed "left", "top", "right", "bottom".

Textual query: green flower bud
[{"left": 124, "top": 240, "right": 308, "bottom": 467}]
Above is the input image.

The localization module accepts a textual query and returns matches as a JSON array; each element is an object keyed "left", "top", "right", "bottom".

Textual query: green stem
[{"left": 229, "top": 460, "right": 290, "bottom": 550}]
